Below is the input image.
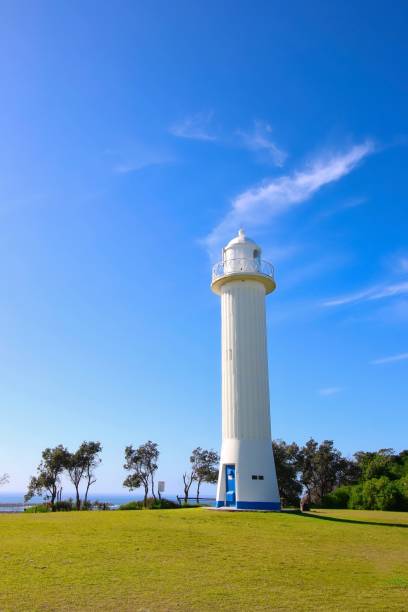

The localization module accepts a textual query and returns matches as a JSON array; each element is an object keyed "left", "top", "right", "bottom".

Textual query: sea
[{"left": 0, "top": 492, "right": 215, "bottom": 512}]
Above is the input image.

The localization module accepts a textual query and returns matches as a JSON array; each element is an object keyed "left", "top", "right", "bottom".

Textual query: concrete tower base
[{"left": 215, "top": 439, "right": 281, "bottom": 511}]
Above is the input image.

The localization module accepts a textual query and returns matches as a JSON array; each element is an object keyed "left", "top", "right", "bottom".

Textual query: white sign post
[{"left": 158, "top": 481, "right": 165, "bottom": 500}]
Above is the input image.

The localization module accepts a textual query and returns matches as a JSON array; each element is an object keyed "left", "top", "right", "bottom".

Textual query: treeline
[
  {"left": 274, "top": 439, "right": 408, "bottom": 511},
  {"left": 18, "top": 438, "right": 408, "bottom": 512},
  {"left": 24, "top": 442, "right": 102, "bottom": 510},
  {"left": 23, "top": 440, "right": 219, "bottom": 511},
  {"left": 122, "top": 441, "right": 218, "bottom": 505}
]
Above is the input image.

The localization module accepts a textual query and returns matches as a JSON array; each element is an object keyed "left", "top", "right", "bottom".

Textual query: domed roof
[{"left": 225, "top": 229, "right": 260, "bottom": 250}]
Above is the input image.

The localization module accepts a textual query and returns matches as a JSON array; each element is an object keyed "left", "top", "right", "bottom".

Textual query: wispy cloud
[
  {"left": 238, "top": 121, "right": 287, "bottom": 167},
  {"left": 169, "top": 112, "right": 216, "bottom": 141},
  {"left": 319, "top": 387, "right": 342, "bottom": 396},
  {"left": 204, "top": 140, "right": 375, "bottom": 255},
  {"left": 371, "top": 352, "right": 408, "bottom": 365},
  {"left": 323, "top": 281, "right": 408, "bottom": 307},
  {"left": 107, "top": 145, "right": 175, "bottom": 175}
]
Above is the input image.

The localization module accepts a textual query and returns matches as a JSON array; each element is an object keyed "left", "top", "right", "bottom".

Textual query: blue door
[{"left": 225, "top": 465, "right": 236, "bottom": 507}]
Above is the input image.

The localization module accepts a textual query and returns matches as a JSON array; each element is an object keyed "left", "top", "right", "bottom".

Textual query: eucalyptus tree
[
  {"left": 182, "top": 471, "right": 195, "bottom": 503},
  {"left": 297, "top": 438, "right": 354, "bottom": 504},
  {"left": 272, "top": 439, "right": 302, "bottom": 507},
  {"left": 123, "top": 441, "right": 159, "bottom": 507},
  {"left": 64, "top": 441, "right": 102, "bottom": 510},
  {"left": 25, "top": 445, "right": 69, "bottom": 510},
  {"left": 190, "top": 448, "right": 219, "bottom": 502},
  {"left": 82, "top": 441, "right": 102, "bottom": 505}
]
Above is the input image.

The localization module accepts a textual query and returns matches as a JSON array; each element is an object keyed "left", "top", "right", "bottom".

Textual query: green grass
[{"left": 1, "top": 508, "right": 407, "bottom": 611}]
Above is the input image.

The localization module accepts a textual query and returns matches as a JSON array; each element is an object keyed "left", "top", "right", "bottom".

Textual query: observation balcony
[{"left": 211, "top": 258, "right": 276, "bottom": 295}]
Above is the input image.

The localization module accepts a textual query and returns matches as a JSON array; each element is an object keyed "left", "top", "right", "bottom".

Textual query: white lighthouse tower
[{"left": 211, "top": 229, "right": 280, "bottom": 510}]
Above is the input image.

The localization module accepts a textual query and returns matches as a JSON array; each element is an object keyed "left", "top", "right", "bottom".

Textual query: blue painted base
[
  {"left": 237, "top": 501, "right": 281, "bottom": 511},
  {"left": 215, "top": 500, "right": 281, "bottom": 511}
]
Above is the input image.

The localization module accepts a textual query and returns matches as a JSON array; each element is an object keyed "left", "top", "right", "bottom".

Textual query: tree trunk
[
  {"left": 51, "top": 487, "right": 57, "bottom": 511},
  {"left": 183, "top": 473, "right": 193, "bottom": 503},
  {"left": 144, "top": 484, "right": 149, "bottom": 507},
  {"left": 75, "top": 485, "right": 81, "bottom": 511},
  {"left": 151, "top": 474, "right": 157, "bottom": 501},
  {"left": 196, "top": 479, "right": 202, "bottom": 503},
  {"left": 84, "top": 479, "right": 91, "bottom": 505}
]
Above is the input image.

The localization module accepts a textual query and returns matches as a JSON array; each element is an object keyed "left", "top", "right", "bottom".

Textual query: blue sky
[{"left": 1, "top": 1, "right": 407, "bottom": 495}]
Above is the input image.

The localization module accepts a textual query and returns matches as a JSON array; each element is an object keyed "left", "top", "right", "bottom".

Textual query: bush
[
  {"left": 119, "top": 501, "right": 144, "bottom": 510},
  {"left": 322, "top": 486, "right": 351, "bottom": 508},
  {"left": 348, "top": 484, "right": 364, "bottom": 509},
  {"left": 362, "top": 477, "right": 403, "bottom": 511},
  {"left": 119, "top": 498, "right": 181, "bottom": 510},
  {"left": 151, "top": 498, "right": 179, "bottom": 509},
  {"left": 24, "top": 504, "right": 50, "bottom": 513},
  {"left": 54, "top": 500, "right": 73, "bottom": 512},
  {"left": 396, "top": 476, "right": 408, "bottom": 510},
  {"left": 346, "top": 477, "right": 406, "bottom": 511}
]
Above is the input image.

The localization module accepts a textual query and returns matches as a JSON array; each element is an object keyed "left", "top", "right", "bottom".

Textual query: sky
[{"left": 1, "top": 1, "right": 407, "bottom": 496}]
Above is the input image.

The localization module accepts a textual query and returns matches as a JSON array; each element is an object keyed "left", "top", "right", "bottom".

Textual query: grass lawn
[{"left": 1, "top": 508, "right": 407, "bottom": 611}]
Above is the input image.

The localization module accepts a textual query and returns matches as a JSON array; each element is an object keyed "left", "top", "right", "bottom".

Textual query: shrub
[
  {"left": 322, "top": 486, "right": 351, "bottom": 508},
  {"left": 54, "top": 500, "right": 73, "bottom": 512},
  {"left": 119, "top": 500, "right": 144, "bottom": 510},
  {"left": 348, "top": 484, "right": 364, "bottom": 509},
  {"left": 119, "top": 498, "right": 182, "bottom": 510},
  {"left": 396, "top": 476, "right": 408, "bottom": 510},
  {"left": 151, "top": 498, "right": 179, "bottom": 509},
  {"left": 346, "top": 477, "right": 406, "bottom": 511},
  {"left": 362, "top": 477, "right": 403, "bottom": 511},
  {"left": 24, "top": 504, "right": 50, "bottom": 513}
]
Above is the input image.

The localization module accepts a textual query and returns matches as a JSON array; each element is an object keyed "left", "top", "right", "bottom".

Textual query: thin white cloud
[
  {"left": 371, "top": 352, "right": 408, "bottom": 365},
  {"left": 323, "top": 281, "right": 408, "bottom": 307},
  {"left": 114, "top": 159, "right": 167, "bottom": 174},
  {"left": 238, "top": 121, "right": 287, "bottom": 167},
  {"left": 169, "top": 112, "right": 216, "bottom": 141},
  {"left": 204, "top": 141, "right": 375, "bottom": 255},
  {"left": 108, "top": 146, "right": 175, "bottom": 175},
  {"left": 319, "top": 387, "right": 342, "bottom": 396}
]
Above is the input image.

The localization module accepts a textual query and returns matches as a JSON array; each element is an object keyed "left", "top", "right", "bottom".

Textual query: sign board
[{"left": 158, "top": 481, "right": 165, "bottom": 493}]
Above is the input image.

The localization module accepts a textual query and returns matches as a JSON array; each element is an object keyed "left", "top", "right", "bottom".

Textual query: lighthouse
[{"left": 211, "top": 229, "right": 280, "bottom": 510}]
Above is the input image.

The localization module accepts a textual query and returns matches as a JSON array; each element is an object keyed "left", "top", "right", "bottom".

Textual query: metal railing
[
  {"left": 176, "top": 496, "right": 216, "bottom": 507},
  {"left": 212, "top": 258, "right": 274, "bottom": 283}
]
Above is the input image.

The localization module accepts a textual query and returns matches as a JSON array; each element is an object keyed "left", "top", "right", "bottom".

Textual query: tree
[
  {"left": 66, "top": 450, "right": 86, "bottom": 511},
  {"left": 25, "top": 446, "right": 69, "bottom": 510},
  {"left": 190, "top": 448, "right": 219, "bottom": 502},
  {"left": 272, "top": 440, "right": 302, "bottom": 507},
  {"left": 82, "top": 441, "right": 102, "bottom": 505},
  {"left": 182, "top": 471, "right": 195, "bottom": 503},
  {"left": 354, "top": 448, "right": 395, "bottom": 481},
  {"left": 123, "top": 441, "right": 159, "bottom": 507},
  {"left": 298, "top": 438, "right": 354, "bottom": 504},
  {"left": 65, "top": 442, "right": 102, "bottom": 511},
  {"left": 0, "top": 473, "right": 9, "bottom": 486}
]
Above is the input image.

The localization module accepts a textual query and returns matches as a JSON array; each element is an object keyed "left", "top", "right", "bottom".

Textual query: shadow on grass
[{"left": 284, "top": 509, "right": 408, "bottom": 529}]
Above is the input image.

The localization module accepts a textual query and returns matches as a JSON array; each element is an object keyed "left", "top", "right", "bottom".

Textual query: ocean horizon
[{"left": 0, "top": 491, "right": 216, "bottom": 512}]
